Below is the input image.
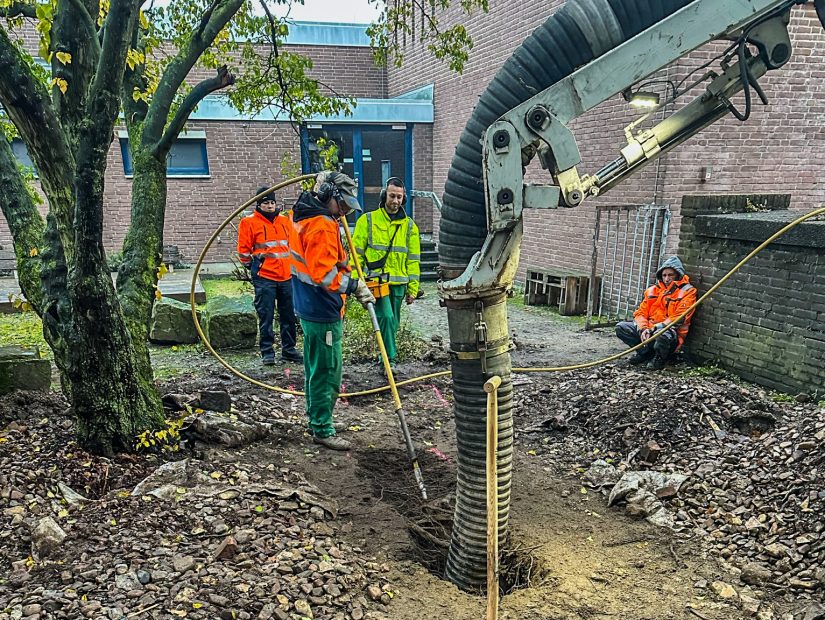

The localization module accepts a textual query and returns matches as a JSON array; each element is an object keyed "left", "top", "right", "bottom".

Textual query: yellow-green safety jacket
[{"left": 352, "top": 208, "right": 421, "bottom": 297}]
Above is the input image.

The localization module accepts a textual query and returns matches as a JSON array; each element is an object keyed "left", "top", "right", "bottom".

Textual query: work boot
[
  {"left": 281, "top": 349, "right": 304, "bottom": 363},
  {"left": 628, "top": 350, "right": 653, "bottom": 366},
  {"left": 261, "top": 352, "right": 276, "bottom": 366},
  {"left": 647, "top": 355, "right": 667, "bottom": 371},
  {"left": 313, "top": 434, "right": 352, "bottom": 451}
]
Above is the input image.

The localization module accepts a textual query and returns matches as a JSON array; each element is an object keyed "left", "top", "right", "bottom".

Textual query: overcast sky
[{"left": 274, "top": 0, "right": 382, "bottom": 24}]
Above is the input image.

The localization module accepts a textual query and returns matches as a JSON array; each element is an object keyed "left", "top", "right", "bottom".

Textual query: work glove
[{"left": 352, "top": 279, "right": 376, "bottom": 307}]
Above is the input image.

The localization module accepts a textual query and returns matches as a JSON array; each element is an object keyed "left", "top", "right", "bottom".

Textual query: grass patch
[
  {"left": 679, "top": 363, "right": 728, "bottom": 378},
  {"left": 0, "top": 311, "right": 48, "bottom": 355},
  {"left": 201, "top": 277, "right": 252, "bottom": 299},
  {"left": 769, "top": 391, "right": 796, "bottom": 403},
  {"left": 343, "top": 300, "right": 424, "bottom": 363}
]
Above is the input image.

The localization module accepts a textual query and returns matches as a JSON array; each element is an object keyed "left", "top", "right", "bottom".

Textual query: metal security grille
[{"left": 586, "top": 204, "right": 671, "bottom": 329}]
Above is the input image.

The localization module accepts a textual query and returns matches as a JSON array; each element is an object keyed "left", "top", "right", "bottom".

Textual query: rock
[
  {"left": 583, "top": 460, "right": 620, "bottom": 488},
  {"left": 149, "top": 298, "right": 202, "bottom": 344},
  {"left": 639, "top": 440, "right": 662, "bottom": 464},
  {"left": 366, "top": 585, "right": 382, "bottom": 601},
  {"left": 185, "top": 412, "right": 268, "bottom": 448},
  {"left": 203, "top": 295, "right": 257, "bottom": 350},
  {"left": 136, "top": 570, "right": 152, "bottom": 585},
  {"left": 114, "top": 572, "right": 142, "bottom": 591},
  {"left": 294, "top": 600, "right": 312, "bottom": 618},
  {"left": 710, "top": 580, "right": 738, "bottom": 600},
  {"left": 741, "top": 562, "right": 772, "bottom": 586},
  {"left": 608, "top": 470, "right": 688, "bottom": 528},
  {"left": 57, "top": 482, "right": 88, "bottom": 506},
  {"left": 739, "top": 594, "right": 761, "bottom": 617},
  {"left": 213, "top": 536, "right": 238, "bottom": 561},
  {"left": 191, "top": 390, "right": 232, "bottom": 413},
  {"left": 814, "top": 567, "right": 825, "bottom": 587},
  {"left": 764, "top": 543, "right": 789, "bottom": 559},
  {"left": 131, "top": 460, "right": 192, "bottom": 499},
  {"left": 31, "top": 516, "right": 66, "bottom": 558},
  {"left": 172, "top": 555, "right": 196, "bottom": 573},
  {"left": 802, "top": 603, "right": 825, "bottom": 620},
  {"left": 22, "top": 604, "right": 41, "bottom": 616},
  {"left": 0, "top": 346, "right": 51, "bottom": 395}
]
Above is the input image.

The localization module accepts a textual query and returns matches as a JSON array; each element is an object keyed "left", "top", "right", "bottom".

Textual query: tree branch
[
  {"left": 258, "top": 0, "right": 299, "bottom": 116},
  {"left": 141, "top": 0, "right": 243, "bottom": 150},
  {"left": 121, "top": 26, "right": 149, "bottom": 127},
  {"left": 156, "top": 65, "right": 234, "bottom": 154},
  {"left": 0, "top": 138, "right": 45, "bottom": 313},
  {"left": 0, "top": 26, "right": 75, "bottom": 251},
  {"left": 0, "top": 2, "right": 37, "bottom": 18},
  {"left": 51, "top": 0, "right": 103, "bottom": 149},
  {"left": 63, "top": 0, "right": 102, "bottom": 58},
  {"left": 73, "top": 0, "right": 140, "bottom": 272}
]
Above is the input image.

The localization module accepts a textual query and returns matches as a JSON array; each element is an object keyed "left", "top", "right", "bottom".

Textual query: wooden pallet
[{"left": 524, "top": 268, "right": 598, "bottom": 316}]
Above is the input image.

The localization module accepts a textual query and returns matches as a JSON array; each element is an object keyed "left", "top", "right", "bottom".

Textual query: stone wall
[{"left": 678, "top": 195, "right": 825, "bottom": 397}]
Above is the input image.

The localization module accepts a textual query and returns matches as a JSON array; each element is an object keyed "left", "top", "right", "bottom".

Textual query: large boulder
[
  {"left": 204, "top": 295, "right": 257, "bottom": 350},
  {"left": 0, "top": 346, "right": 50, "bottom": 395},
  {"left": 150, "top": 298, "right": 202, "bottom": 344}
]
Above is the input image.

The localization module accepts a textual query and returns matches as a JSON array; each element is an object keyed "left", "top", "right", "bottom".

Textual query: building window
[
  {"left": 301, "top": 124, "right": 412, "bottom": 224},
  {"left": 119, "top": 131, "right": 210, "bottom": 177},
  {"left": 11, "top": 138, "right": 36, "bottom": 172}
]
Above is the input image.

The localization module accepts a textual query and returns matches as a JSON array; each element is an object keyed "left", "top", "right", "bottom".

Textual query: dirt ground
[{"left": 2, "top": 283, "right": 822, "bottom": 620}]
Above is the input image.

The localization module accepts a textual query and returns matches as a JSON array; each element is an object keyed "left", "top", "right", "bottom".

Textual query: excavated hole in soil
[{"left": 357, "top": 448, "right": 550, "bottom": 594}]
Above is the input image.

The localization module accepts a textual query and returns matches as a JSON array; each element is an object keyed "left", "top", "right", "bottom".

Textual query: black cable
[{"left": 727, "top": 41, "right": 753, "bottom": 121}]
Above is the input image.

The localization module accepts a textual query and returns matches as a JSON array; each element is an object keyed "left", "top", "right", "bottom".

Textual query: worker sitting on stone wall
[{"left": 615, "top": 256, "right": 697, "bottom": 370}]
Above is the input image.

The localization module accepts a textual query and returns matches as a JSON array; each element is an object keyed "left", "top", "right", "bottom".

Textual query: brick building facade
[
  {"left": 3, "top": 5, "right": 823, "bottom": 273},
  {"left": 386, "top": 1, "right": 825, "bottom": 280},
  {"left": 1, "top": 22, "right": 431, "bottom": 263}
]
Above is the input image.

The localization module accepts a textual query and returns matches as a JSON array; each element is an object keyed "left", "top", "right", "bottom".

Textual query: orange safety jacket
[
  {"left": 633, "top": 274, "right": 697, "bottom": 349},
  {"left": 290, "top": 192, "right": 358, "bottom": 322},
  {"left": 236, "top": 210, "right": 295, "bottom": 282}
]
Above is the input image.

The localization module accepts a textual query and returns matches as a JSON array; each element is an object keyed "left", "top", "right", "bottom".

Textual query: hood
[
  {"left": 293, "top": 191, "right": 332, "bottom": 223},
  {"left": 656, "top": 256, "right": 686, "bottom": 281}
]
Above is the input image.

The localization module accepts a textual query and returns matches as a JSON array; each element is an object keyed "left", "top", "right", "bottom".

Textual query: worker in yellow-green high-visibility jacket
[{"left": 351, "top": 177, "right": 420, "bottom": 370}]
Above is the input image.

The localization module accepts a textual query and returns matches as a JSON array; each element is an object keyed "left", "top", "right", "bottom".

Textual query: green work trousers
[
  {"left": 374, "top": 284, "right": 406, "bottom": 363},
  {"left": 300, "top": 318, "right": 343, "bottom": 438}
]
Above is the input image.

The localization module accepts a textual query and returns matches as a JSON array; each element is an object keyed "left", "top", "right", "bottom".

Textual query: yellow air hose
[{"left": 190, "top": 185, "right": 823, "bottom": 396}]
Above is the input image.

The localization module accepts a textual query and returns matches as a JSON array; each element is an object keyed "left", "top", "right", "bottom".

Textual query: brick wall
[
  {"left": 678, "top": 195, "right": 824, "bottom": 396},
  {"left": 0, "top": 24, "right": 388, "bottom": 258},
  {"left": 103, "top": 121, "right": 303, "bottom": 264},
  {"left": 412, "top": 123, "right": 434, "bottom": 233},
  {"left": 387, "top": 3, "right": 825, "bottom": 281}
]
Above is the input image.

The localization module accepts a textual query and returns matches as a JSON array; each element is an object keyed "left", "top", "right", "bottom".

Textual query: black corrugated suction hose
[{"left": 440, "top": 0, "right": 697, "bottom": 592}]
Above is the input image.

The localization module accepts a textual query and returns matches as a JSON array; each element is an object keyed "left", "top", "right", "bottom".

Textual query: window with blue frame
[
  {"left": 119, "top": 131, "right": 210, "bottom": 177},
  {"left": 11, "top": 138, "right": 36, "bottom": 173},
  {"left": 300, "top": 124, "right": 413, "bottom": 223}
]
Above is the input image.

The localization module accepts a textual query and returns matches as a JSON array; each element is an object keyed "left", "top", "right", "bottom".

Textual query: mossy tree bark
[
  {"left": 117, "top": 0, "right": 241, "bottom": 378},
  {"left": 1, "top": 0, "right": 245, "bottom": 455},
  {"left": 0, "top": 0, "right": 164, "bottom": 455}
]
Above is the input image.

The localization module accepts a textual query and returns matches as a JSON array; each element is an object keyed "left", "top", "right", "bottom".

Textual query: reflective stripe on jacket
[
  {"left": 351, "top": 208, "right": 421, "bottom": 297},
  {"left": 633, "top": 274, "right": 697, "bottom": 349},
  {"left": 291, "top": 193, "right": 357, "bottom": 322},
  {"left": 236, "top": 211, "right": 295, "bottom": 282}
]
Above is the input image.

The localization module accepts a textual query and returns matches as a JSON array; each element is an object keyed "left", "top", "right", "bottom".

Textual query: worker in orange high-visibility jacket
[
  {"left": 616, "top": 255, "right": 697, "bottom": 370},
  {"left": 290, "top": 171, "right": 375, "bottom": 452},
  {"left": 237, "top": 187, "right": 303, "bottom": 365}
]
